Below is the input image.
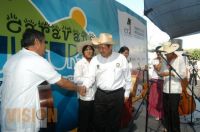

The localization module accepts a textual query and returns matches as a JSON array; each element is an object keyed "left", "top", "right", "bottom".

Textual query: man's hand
[
  {"left": 158, "top": 72, "right": 174, "bottom": 77},
  {"left": 77, "top": 85, "right": 86, "bottom": 96}
]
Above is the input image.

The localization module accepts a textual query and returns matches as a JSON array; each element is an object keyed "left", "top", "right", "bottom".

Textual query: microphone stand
[
  {"left": 159, "top": 53, "right": 200, "bottom": 101},
  {"left": 159, "top": 52, "right": 200, "bottom": 130},
  {"left": 168, "top": 60, "right": 172, "bottom": 130},
  {"left": 128, "top": 66, "right": 152, "bottom": 132},
  {"left": 186, "top": 56, "right": 200, "bottom": 124},
  {"left": 158, "top": 52, "right": 173, "bottom": 131},
  {"left": 144, "top": 66, "right": 150, "bottom": 132},
  {"left": 127, "top": 67, "right": 142, "bottom": 132},
  {"left": 190, "top": 64, "right": 195, "bottom": 124},
  {"left": 188, "top": 59, "right": 200, "bottom": 83}
]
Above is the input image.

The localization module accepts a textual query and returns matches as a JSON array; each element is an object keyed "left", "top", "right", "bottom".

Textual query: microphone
[{"left": 182, "top": 53, "right": 192, "bottom": 57}]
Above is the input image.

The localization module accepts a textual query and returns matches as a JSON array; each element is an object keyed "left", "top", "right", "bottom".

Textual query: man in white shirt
[
  {"left": 74, "top": 40, "right": 96, "bottom": 132},
  {"left": 159, "top": 41, "right": 186, "bottom": 132},
  {"left": 83, "top": 33, "right": 132, "bottom": 132},
  {"left": 0, "top": 29, "right": 85, "bottom": 132}
]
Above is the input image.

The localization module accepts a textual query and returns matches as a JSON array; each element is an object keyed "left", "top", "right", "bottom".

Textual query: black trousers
[
  {"left": 78, "top": 99, "right": 94, "bottom": 132},
  {"left": 163, "top": 93, "right": 180, "bottom": 132},
  {"left": 93, "top": 88, "right": 124, "bottom": 132}
]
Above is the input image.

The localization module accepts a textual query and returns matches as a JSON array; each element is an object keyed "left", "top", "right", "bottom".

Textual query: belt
[
  {"left": 150, "top": 79, "right": 163, "bottom": 83},
  {"left": 97, "top": 87, "right": 124, "bottom": 94}
]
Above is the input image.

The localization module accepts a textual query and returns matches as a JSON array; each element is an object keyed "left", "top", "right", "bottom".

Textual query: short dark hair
[
  {"left": 118, "top": 46, "right": 129, "bottom": 53},
  {"left": 21, "top": 29, "right": 45, "bottom": 48},
  {"left": 82, "top": 45, "right": 95, "bottom": 55}
]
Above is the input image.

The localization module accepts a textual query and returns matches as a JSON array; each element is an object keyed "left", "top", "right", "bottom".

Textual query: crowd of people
[{"left": 0, "top": 28, "right": 199, "bottom": 132}]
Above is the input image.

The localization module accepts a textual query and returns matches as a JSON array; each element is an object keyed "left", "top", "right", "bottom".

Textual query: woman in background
[
  {"left": 148, "top": 46, "right": 164, "bottom": 120},
  {"left": 118, "top": 46, "right": 132, "bottom": 70},
  {"left": 118, "top": 46, "right": 133, "bottom": 128},
  {"left": 74, "top": 41, "right": 96, "bottom": 132}
]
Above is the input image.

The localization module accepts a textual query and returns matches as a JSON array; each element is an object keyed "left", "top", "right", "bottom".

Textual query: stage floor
[{"left": 120, "top": 80, "right": 200, "bottom": 132}]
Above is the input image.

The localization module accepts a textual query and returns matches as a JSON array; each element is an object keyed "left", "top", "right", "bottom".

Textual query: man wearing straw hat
[
  {"left": 74, "top": 40, "right": 96, "bottom": 132},
  {"left": 158, "top": 41, "right": 186, "bottom": 132},
  {"left": 82, "top": 33, "right": 132, "bottom": 132}
]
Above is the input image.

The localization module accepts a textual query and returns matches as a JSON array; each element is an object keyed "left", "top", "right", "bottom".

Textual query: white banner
[{"left": 118, "top": 10, "right": 148, "bottom": 69}]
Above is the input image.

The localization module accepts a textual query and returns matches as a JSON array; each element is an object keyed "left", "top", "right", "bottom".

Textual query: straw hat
[
  {"left": 91, "top": 33, "right": 115, "bottom": 45},
  {"left": 160, "top": 41, "right": 179, "bottom": 54},
  {"left": 76, "top": 40, "right": 93, "bottom": 54}
]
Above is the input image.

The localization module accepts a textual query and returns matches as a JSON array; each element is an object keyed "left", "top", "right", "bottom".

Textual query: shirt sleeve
[
  {"left": 174, "top": 56, "right": 186, "bottom": 79},
  {"left": 123, "top": 57, "right": 132, "bottom": 97},
  {"left": 29, "top": 57, "right": 61, "bottom": 84},
  {"left": 82, "top": 58, "right": 96, "bottom": 89},
  {"left": 74, "top": 61, "right": 84, "bottom": 85}
]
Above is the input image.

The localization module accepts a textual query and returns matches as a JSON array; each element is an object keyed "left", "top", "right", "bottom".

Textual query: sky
[{"left": 116, "top": 0, "right": 200, "bottom": 50}]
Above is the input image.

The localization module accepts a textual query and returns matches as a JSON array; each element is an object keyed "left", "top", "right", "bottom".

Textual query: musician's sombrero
[{"left": 160, "top": 41, "right": 179, "bottom": 54}]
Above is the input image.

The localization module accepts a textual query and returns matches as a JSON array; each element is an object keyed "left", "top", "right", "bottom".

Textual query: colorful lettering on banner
[{"left": 0, "top": 0, "right": 89, "bottom": 131}]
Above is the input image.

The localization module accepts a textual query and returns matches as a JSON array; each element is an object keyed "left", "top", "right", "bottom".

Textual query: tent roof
[{"left": 144, "top": 0, "right": 200, "bottom": 38}]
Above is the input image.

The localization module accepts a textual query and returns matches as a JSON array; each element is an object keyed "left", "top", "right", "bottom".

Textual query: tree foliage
[{"left": 186, "top": 49, "right": 200, "bottom": 60}]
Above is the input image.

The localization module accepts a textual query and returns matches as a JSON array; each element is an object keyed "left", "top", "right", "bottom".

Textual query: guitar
[
  {"left": 38, "top": 81, "right": 54, "bottom": 107},
  {"left": 179, "top": 78, "right": 196, "bottom": 116},
  {"left": 38, "top": 81, "right": 56, "bottom": 130}
]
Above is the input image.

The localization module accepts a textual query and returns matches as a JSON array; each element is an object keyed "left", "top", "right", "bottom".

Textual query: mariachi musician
[{"left": 158, "top": 41, "right": 187, "bottom": 132}]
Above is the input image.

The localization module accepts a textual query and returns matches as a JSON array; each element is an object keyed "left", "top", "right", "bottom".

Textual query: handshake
[{"left": 76, "top": 85, "right": 87, "bottom": 96}]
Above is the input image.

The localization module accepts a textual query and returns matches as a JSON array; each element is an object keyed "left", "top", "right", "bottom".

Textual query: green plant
[{"left": 186, "top": 49, "right": 200, "bottom": 60}]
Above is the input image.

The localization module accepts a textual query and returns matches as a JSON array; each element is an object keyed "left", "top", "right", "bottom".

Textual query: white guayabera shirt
[
  {"left": 1, "top": 48, "right": 61, "bottom": 132},
  {"left": 151, "top": 58, "right": 163, "bottom": 80},
  {"left": 83, "top": 52, "right": 132, "bottom": 97},
  {"left": 161, "top": 52, "right": 186, "bottom": 94},
  {"left": 74, "top": 57, "right": 96, "bottom": 101}
]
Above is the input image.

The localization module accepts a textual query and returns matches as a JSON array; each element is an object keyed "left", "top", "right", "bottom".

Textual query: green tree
[{"left": 186, "top": 49, "right": 200, "bottom": 60}]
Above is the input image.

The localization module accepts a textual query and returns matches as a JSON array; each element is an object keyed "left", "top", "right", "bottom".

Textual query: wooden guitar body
[{"left": 179, "top": 78, "right": 196, "bottom": 116}]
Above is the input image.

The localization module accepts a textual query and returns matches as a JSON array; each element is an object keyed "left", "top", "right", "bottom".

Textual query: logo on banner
[
  {"left": 127, "top": 18, "right": 132, "bottom": 35},
  {"left": 0, "top": 0, "right": 97, "bottom": 81},
  {"left": 123, "top": 18, "right": 145, "bottom": 40},
  {"left": 124, "top": 18, "right": 132, "bottom": 36}
]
